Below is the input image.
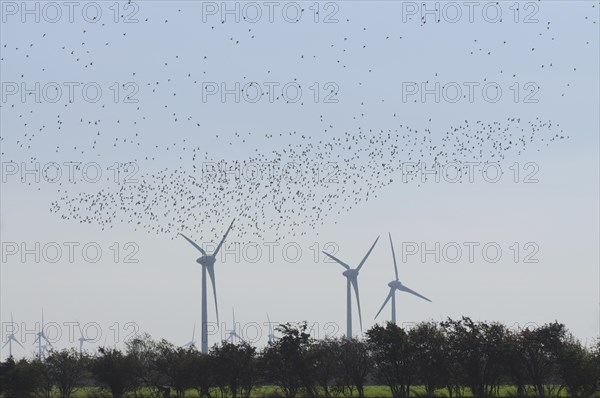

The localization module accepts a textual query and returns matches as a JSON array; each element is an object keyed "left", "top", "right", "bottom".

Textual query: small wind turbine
[
  {"left": 323, "top": 236, "right": 379, "bottom": 339},
  {"left": 2, "top": 313, "right": 24, "bottom": 358},
  {"left": 179, "top": 219, "right": 235, "bottom": 353},
  {"left": 33, "top": 309, "right": 52, "bottom": 360},
  {"left": 226, "top": 308, "right": 245, "bottom": 344},
  {"left": 375, "top": 233, "right": 431, "bottom": 324},
  {"left": 39, "top": 344, "right": 51, "bottom": 359},
  {"left": 266, "top": 313, "right": 278, "bottom": 344},
  {"left": 182, "top": 324, "right": 196, "bottom": 349},
  {"left": 77, "top": 321, "right": 93, "bottom": 356}
]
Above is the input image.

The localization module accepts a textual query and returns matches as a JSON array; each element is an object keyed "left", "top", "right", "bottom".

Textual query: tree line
[{"left": 1, "top": 318, "right": 598, "bottom": 398}]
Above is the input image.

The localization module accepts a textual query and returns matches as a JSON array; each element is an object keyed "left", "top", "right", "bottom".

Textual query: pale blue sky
[{"left": 1, "top": 1, "right": 598, "bottom": 358}]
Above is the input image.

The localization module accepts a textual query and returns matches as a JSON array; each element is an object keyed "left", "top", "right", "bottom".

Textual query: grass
[{"left": 33, "top": 385, "right": 580, "bottom": 398}]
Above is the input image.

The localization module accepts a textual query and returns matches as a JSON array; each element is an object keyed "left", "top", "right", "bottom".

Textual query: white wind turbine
[
  {"left": 2, "top": 313, "right": 24, "bottom": 358},
  {"left": 33, "top": 309, "right": 52, "bottom": 360},
  {"left": 38, "top": 344, "right": 51, "bottom": 359},
  {"left": 226, "top": 308, "right": 245, "bottom": 344},
  {"left": 375, "top": 233, "right": 431, "bottom": 324},
  {"left": 266, "top": 313, "right": 278, "bottom": 344},
  {"left": 179, "top": 219, "right": 235, "bottom": 354},
  {"left": 182, "top": 324, "right": 196, "bottom": 349},
  {"left": 77, "top": 321, "right": 93, "bottom": 356},
  {"left": 323, "top": 236, "right": 380, "bottom": 339}
]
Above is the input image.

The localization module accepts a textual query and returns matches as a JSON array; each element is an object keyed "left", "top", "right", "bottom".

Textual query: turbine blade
[
  {"left": 213, "top": 219, "right": 235, "bottom": 257},
  {"left": 207, "top": 265, "right": 219, "bottom": 323},
  {"left": 232, "top": 308, "right": 236, "bottom": 331},
  {"left": 374, "top": 288, "right": 395, "bottom": 319},
  {"left": 350, "top": 277, "right": 363, "bottom": 331},
  {"left": 267, "top": 313, "right": 273, "bottom": 335},
  {"left": 191, "top": 324, "right": 196, "bottom": 341},
  {"left": 76, "top": 320, "right": 84, "bottom": 338},
  {"left": 179, "top": 233, "right": 207, "bottom": 255},
  {"left": 43, "top": 335, "right": 53, "bottom": 346},
  {"left": 234, "top": 332, "right": 245, "bottom": 343},
  {"left": 356, "top": 236, "right": 380, "bottom": 271},
  {"left": 15, "top": 338, "right": 24, "bottom": 349},
  {"left": 2, "top": 340, "right": 9, "bottom": 349},
  {"left": 389, "top": 233, "right": 399, "bottom": 280},
  {"left": 399, "top": 285, "right": 432, "bottom": 302},
  {"left": 322, "top": 251, "right": 350, "bottom": 270},
  {"left": 33, "top": 335, "right": 40, "bottom": 345}
]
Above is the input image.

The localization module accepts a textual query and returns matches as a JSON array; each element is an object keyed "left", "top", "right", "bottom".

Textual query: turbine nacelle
[
  {"left": 342, "top": 269, "right": 359, "bottom": 278},
  {"left": 388, "top": 280, "right": 402, "bottom": 289},
  {"left": 196, "top": 255, "right": 215, "bottom": 266}
]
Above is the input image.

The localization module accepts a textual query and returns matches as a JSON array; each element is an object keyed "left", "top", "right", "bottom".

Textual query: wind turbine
[
  {"left": 266, "top": 313, "right": 278, "bottom": 344},
  {"left": 77, "top": 321, "right": 93, "bottom": 356},
  {"left": 375, "top": 233, "right": 431, "bottom": 324},
  {"left": 323, "top": 236, "right": 379, "bottom": 339},
  {"left": 33, "top": 309, "right": 52, "bottom": 360},
  {"left": 38, "top": 344, "right": 51, "bottom": 359},
  {"left": 179, "top": 219, "right": 235, "bottom": 354},
  {"left": 182, "top": 324, "right": 196, "bottom": 349},
  {"left": 226, "top": 308, "right": 245, "bottom": 344},
  {"left": 2, "top": 313, "right": 24, "bottom": 358}
]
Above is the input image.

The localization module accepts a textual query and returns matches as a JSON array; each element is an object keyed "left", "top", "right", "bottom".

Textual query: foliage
[{"left": 0, "top": 320, "right": 598, "bottom": 398}]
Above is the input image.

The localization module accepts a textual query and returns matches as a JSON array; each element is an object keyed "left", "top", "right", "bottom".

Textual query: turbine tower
[
  {"left": 226, "top": 308, "right": 245, "bottom": 344},
  {"left": 375, "top": 233, "right": 432, "bottom": 324},
  {"left": 323, "top": 236, "right": 379, "bottom": 339},
  {"left": 179, "top": 219, "right": 235, "bottom": 353},
  {"left": 33, "top": 309, "right": 52, "bottom": 360},
  {"left": 2, "top": 313, "right": 24, "bottom": 358}
]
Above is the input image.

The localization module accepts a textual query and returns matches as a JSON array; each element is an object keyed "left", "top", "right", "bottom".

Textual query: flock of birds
[
  {"left": 48, "top": 118, "right": 566, "bottom": 240},
  {"left": 2, "top": 1, "right": 595, "bottom": 241}
]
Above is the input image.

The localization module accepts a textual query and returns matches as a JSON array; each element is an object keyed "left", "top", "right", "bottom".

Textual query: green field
[{"left": 17, "top": 385, "right": 581, "bottom": 398}]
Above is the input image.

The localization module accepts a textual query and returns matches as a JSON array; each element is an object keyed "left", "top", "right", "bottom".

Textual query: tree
[
  {"left": 366, "top": 322, "right": 415, "bottom": 398},
  {"left": 308, "top": 338, "right": 343, "bottom": 397},
  {"left": 0, "top": 358, "right": 44, "bottom": 398},
  {"left": 260, "top": 322, "right": 314, "bottom": 398},
  {"left": 503, "top": 329, "right": 528, "bottom": 397},
  {"left": 556, "top": 337, "right": 598, "bottom": 397},
  {"left": 90, "top": 347, "right": 141, "bottom": 398},
  {"left": 190, "top": 351, "right": 214, "bottom": 398},
  {"left": 125, "top": 333, "right": 165, "bottom": 395},
  {"left": 45, "top": 348, "right": 87, "bottom": 398},
  {"left": 518, "top": 322, "right": 567, "bottom": 397},
  {"left": 153, "top": 340, "right": 200, "bottom": 397},
  {"left": 338, "top": 339, "right": 372, "bottom": 398},
  {"left": 211, "top": 341, "right": 257, "bottom": 398},
  {"left": 441, "top": 317, "right": 508, "bottom": 397},
  {"left": 409, "top": 321, "right": 448, "bottom": 396}
]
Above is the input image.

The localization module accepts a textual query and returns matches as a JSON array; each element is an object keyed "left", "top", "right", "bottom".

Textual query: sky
[{"left": 0, "top": 0, "right": 599, "bottom": 359}]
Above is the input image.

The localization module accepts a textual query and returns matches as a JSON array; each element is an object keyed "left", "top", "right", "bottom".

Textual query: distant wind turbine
[
  {"left": 33, "top": 309, "right": 52, "bottom": 360},
  {"left": 182, "top": 324, "right": 196, "bottom": 349},
  {"left": 323, "top": 236, "right": 379, "bottom": 339},
  {"left": 266, "top": 313, "right": 278, "bottom": 344},
  {"left": 2, "top": 313, "right": 24, "bottom": 358},
  {"left": 226, "top": 308, "right": 245, "bottom": 344},
  {"left": 77, "top": 321, "right": 93, "bottom": 356},
  {"left": 375, "top": 233, "right": 431, "bottom": 324},
  {"left": 179, "top": 219, "right": 235, "bottom": 354}
]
